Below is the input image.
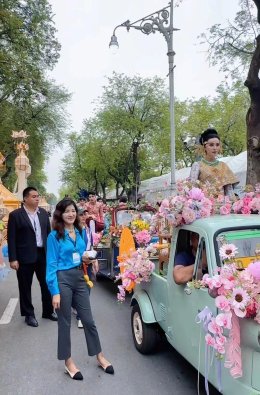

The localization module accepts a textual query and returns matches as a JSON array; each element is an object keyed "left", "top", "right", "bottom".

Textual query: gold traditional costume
[{"left": 190, "top": 159, "right": 238, "bottom": 197}]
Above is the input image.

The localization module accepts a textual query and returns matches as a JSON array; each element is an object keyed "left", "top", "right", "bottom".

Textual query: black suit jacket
[{"left": 7, "top": 206, "right": 51, "bottom": 264}]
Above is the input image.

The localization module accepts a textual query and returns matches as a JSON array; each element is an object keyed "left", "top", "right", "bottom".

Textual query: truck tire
[{"left": 131, "top": 304, "right": 157, "bottom": 354}]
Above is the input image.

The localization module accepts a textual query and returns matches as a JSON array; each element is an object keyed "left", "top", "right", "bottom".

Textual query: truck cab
[{"left": 131, "top": 215, "right": 260, "bottom": 395}]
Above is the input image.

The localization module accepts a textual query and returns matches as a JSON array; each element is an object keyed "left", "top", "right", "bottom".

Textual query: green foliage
[
  {"left": 61, "top": 73, "right": 169, "bottom": 200},
  {"left": 199, "top": 0, "right": 259, "bottom": 79},
  {"left": 0, "top": 1, "right": 70, "bottom": 191},
  {"left": 60, "top": 73, "right": 247, "bottom": 198},
  {"left": 174, "top": 81, "right": 248, "bottom": 166},
  {"left": 45, "top": 192, "right": 57, "bottom": 205}
]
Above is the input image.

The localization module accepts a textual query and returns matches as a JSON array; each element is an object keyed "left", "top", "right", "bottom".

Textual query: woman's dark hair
[
  {"left": 199, "top": 128, "right": 220, "bottom": 145},
  {"left": 52, "top": 198, "right": 82, "bottom": 239}
]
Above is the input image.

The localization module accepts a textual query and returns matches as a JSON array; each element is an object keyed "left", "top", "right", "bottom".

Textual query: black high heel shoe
[
  {"left": 65, "top": 366, "right": 83, "bottom": 380},
  {"left": 98, "top": 364, "right": 114, "bottom": 375}
]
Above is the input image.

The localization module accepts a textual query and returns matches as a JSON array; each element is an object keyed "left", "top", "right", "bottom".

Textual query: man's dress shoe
[
  {"left": 42, "top": 312, "right": 58, "bottom": 321},
  {"left": 25, "top": 316, "right": 39, "bottom": 327}
]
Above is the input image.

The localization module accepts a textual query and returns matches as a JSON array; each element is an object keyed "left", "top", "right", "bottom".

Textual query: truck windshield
[
  {"left": 215, "top": 229, "right": 260, "bottom": 268},
  {"left": 139, "top": 211, "right": 153, "bottom": 223},
  {"left": 116, "top": 210, "right": 136, "bottom": 226}
]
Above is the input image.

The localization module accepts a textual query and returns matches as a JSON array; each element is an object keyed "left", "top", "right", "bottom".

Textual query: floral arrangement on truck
[
  {"left": 158, "top": 181, "right": 260, "bottom": 225},
  {"left": 195, "top": 240, "right": 260, "bottom": 381}
]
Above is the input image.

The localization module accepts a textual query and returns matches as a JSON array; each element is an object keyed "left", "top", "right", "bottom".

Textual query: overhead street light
[{"left": 109, "top": 0, "right": 179, "bottom": 190}]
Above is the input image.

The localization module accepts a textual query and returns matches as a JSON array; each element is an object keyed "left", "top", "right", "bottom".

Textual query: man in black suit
[{"left": 7, "top": 186, "right": 57, "bottom": 327}]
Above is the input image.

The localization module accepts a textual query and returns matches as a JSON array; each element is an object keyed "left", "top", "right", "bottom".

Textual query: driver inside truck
[{"left": 173, "top": 232, "right": 207, "bottom": 285}]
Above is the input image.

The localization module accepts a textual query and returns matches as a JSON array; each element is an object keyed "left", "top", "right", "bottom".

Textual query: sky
[{"left": 44, "top": 0, "right": 241, "bottom": 195}]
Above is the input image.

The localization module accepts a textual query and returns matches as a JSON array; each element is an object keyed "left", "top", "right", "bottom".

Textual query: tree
[
  {"left": 0, "top": 1, "right": 71, "bottom": 191},
  {"left": 200, "top": 0, "right": 260, "bottom": 184},
  {"left": 0, "top": 0, "right": 60, "bottom": 104},
  {"left": 88, "top": 72, "right": 169, "bottom": 202},
  {"left": 60, "top": 78, "right": 248, "bottom": 198}
]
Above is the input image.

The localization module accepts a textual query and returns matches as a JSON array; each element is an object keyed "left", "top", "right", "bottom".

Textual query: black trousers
[
  {"left": 57, "top": 268, "right": 102, "bottom": 360},
  {"left": 16, "top": 248, "right": 53, "bottom": 317}
]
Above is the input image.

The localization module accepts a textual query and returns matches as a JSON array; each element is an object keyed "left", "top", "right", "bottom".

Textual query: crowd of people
[{"left": 4, "top": 127, "right": 240, "bottom": 381}]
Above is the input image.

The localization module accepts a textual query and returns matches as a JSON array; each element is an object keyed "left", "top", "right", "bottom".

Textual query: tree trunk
[
  {"left": 129, "top": 140, "right": 140, "bottom": 203},
  {"left": 100, "top": 182, "right": 106, "bottom": 200},
  {"left": 244, "top": 34, "right": 260, "bottom": 185}
]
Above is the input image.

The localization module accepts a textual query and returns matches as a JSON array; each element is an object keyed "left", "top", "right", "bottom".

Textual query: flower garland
[
  {"left": 116, "top": 248, "right": 155, "bottom": 302},
  {"left": 159, "top": 184, "right": 213, "bottom": 226},
  {"left": 158, "top": 181, "right": 260, "bottom": 227}
]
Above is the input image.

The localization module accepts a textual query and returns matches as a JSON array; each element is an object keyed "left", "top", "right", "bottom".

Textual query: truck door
[{"left": 168, "top": 229, "right": 218, "bottom": 380}]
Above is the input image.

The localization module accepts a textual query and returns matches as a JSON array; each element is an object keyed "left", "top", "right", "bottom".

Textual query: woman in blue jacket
[{"left": 46, "top": 198, "right": 114, "bottom": 380}]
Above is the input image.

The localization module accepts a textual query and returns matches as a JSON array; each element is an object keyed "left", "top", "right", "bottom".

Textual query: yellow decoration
[
  {"left": 83, "top": 274, "right": 94, "bottom": 288},
  {"left": 131, "top": 219, "right": 149, "bottom": 231},
  {"left": 154, "top": 243, "right": 171, "bottom": 250}
]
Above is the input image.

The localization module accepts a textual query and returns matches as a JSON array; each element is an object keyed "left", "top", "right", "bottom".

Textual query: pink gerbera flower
[
  {"left": 231, "top": 287, "right": 250, "bottom": 310},
  {"left": 219, "top": 244, "right": 238, "bottom": 260}
]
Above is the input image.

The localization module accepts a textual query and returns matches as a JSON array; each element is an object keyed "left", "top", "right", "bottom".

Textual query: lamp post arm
[{"left": 113, "top": 5, "right": 179, "bottom": 46}]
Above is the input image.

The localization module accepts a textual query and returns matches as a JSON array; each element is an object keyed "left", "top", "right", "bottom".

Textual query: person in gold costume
[{"left": 190, "top": 128, "right": 239, "bottom": 197}]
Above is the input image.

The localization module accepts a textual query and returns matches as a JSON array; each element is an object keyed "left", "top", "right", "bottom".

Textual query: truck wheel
[{"left": 131, "top": 304, "right": 157, "bottom": 354}]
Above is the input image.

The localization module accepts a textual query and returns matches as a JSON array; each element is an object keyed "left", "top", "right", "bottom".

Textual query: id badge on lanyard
[
  {"left": 69, "top": 235, "right": 81, "bottom": 265},
  {"left": 72, "top": 252, "right": 81, "bottom": 265}
]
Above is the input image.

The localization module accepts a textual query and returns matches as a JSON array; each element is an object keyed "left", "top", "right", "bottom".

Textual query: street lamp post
[{"left": 109, "top": 0, "right": 179, "bottom": 190}]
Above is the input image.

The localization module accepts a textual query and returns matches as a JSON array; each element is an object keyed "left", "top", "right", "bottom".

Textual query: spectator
[
  {"left": 7, "top": 186, "right": 57, "bottom": 327},
  {"left": 46, "top": 198, "right": 114, "bottom": 380}
]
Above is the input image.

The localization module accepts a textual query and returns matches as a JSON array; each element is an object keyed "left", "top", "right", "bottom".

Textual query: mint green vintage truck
[{"left": 131, "top": 215, "right": 260, "bottom": 395}]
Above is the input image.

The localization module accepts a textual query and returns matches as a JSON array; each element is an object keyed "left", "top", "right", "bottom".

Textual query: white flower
[
  {"left": 219, "top": 244, "right": 238, "bottom": 260},
  {"left": 231, "top": 287, "right": 250, "bottom": 310}
]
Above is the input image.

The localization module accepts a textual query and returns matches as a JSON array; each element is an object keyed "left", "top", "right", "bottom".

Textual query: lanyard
[{"left": 68, "top": 233, "right": 77, "bottom": 250}]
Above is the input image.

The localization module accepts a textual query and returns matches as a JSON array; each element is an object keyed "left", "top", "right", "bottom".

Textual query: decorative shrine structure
[{"left": 12, "top": 130, "right": 31, "bottom": 201}]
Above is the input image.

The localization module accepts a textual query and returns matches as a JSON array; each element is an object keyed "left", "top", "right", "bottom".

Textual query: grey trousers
[{"left": 56, "top": 267, "right": 102, "bottom": 360}]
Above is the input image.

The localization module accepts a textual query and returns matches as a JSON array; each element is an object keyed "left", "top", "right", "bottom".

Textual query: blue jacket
[{"left": 46, "top": 228, "right": 86, "bottom": 296}]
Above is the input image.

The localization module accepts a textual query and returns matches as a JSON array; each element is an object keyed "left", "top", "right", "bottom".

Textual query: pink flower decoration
[
  {"left": 205, "top": 333, "right": 216, "bottom": 346},
  {"left": 245, "top": 299, "right": 257, "bottom": 318},
  {"left": 247, "top": 261, "right": 260, "bottom": 281},
  {"left": 219, "top": 244, "right": 238, "bottom": 260},
  {"left": 160, "top": 199, "right": 170, "bottom": 208},
  {"left": 92, "top": 232, "right": 102, "bottom": 246},
  {"left": 215, "top": 334, "right": 227, "bottom": 346},
  {"left": 215, "top": 295, "right": 231, "bottom": 312},
  {"left": 188, "top": 187, "right": 205, "bottom": 200},
  {"left": 241, "top": 206, "right": 251, "bottom": 214},
  {"left": 220, "top": 205, "right": 231, "bottom": 215},
  {"left": 234, "top": 307, "right": 247, "bottom": 318},
  {"left": 232, "top": 287, "right": 250, "bottom": 310},
  {"left": 200, "top": 207, "right": 211, "bottom": 218},
  {"left": 135, "top": 229, "right": 151, "bottom": 246},
  {"left": 208, "top": 318, "right": 223, "bottom": 335},
  {"left": 215, "top": 344, "right": 226, "bottom": 354},
  {"left": 215, "top": 313, "right": 232, "bottom": 329}
]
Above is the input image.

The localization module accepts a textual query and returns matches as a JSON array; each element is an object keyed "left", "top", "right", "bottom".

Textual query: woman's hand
[
  {"left": 92, "top": 259, "right": 99, "bottom": 276},
  {"left": 82, "top": 255, "right": 90, "bottom": 265},
  {"left": 52, "top": 294, "right": 60, "bottom": 310}
]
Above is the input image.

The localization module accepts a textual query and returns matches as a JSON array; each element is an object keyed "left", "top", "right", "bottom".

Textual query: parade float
[
  {"left": 96, "top": 203, "right": 164, "bottom": 280},
  {"left": 122, "top": 181, "right": 260, "bottom": 395}
]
